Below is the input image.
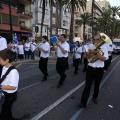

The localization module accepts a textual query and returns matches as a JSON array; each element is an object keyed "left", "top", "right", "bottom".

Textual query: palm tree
[
  {"left": 96, "top": 8, "right": 112, "bottom": 33},
  {"left": 108, "top": 5, "right": 120, "bottom": 39},
  {"left": 75, "top": 12, "right": 92, "bottom": 41},
  {"left": 64, "top": 0, "right": 87, "bottom": 43}
]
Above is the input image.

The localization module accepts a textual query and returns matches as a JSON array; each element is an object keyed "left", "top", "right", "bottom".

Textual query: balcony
[
  {"left": 18, "top": 10, "right": 33, "bottom": 19},
  {"left": 20, "top": 25, "right": 32, "bottom": 33},
  {"left": 18, "top": 0, "right": 31, "bottom": 5},
  {"left": 0, "top": 24, "right": 20, "bottom": 32}
]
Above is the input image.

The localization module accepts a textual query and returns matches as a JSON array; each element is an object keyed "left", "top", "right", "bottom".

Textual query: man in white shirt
[
  {"left": 0, "top": 35, "right": 7, "bottom": 76},
  {"left": 55, "top": 34, "right": 70, "bottom": 88},
  {"left": 38, "top": 36, "right": 50, "bottom": 81},
  {"left": 78, "top": 34, "right": 108, "bottom": 108},
  {"left": 30, "top": 39, "right": 37, "bottom": 60}
]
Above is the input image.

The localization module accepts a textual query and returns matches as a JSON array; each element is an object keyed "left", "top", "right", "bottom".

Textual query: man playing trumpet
[{"left": 78, "top": 33, "right": 109, "bottom": 108}]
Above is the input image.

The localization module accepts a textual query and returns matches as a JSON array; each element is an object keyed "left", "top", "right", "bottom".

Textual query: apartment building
[
  {"left": 74, "top": 8, "right": 83, "bottom": 40},
  {"left": 31, "top": 0, "right": 70, "bottom": 39},
  {"left": 96, "top": 0, "right": 110, "bottom": 9},
  {"left": 0, "top": 0, "right": 32, "bottom": 42},
  {"left": 31, "top": 0, "right": 50, "bottom": 39}
]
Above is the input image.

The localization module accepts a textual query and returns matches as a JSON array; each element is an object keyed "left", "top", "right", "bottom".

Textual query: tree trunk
[
  {"left": 83, "top": 23, "right": 86, "bottom": 41},
  {"left": 69, "top": 0, "right": 76, "bottom": 43},
  {"left": 40, "top": 0, "right": 46, "bottom": 38}
]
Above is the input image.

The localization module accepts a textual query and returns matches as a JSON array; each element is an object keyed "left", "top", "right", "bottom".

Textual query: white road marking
[
  {"left": 31, "top": 55, "right": 119, "bottom": 120},
  {"left": 31, "top": 81, "right": 85, "bottom": 120}
]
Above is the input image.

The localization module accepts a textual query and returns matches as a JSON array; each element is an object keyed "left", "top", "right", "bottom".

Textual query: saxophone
[{"left": 87, "top": 33, "right": 112, "bottom": 63}]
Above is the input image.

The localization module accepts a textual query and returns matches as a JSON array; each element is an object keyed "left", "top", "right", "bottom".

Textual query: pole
[
  {"left": 91, "top": 0, "right": 94, "bottom": 38},
  {"left": 8, "top": 0, "right": 13, "bottom": 42}
]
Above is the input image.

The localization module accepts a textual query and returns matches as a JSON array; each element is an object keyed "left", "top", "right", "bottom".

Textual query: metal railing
[
  {"left": 18, "top": 10, "right": 33, "bottom": 17},
  {"left": 20, "top": 25, "right": 32, "bottom": 31}
]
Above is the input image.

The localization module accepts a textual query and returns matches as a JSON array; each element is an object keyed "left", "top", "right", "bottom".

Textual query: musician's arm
[
  {"left": 97, "top": 54, "right": 106, "bottom": 61},
  {"left": 97, "top": 47, "right": 108, "bottom": 61},
  {"left": 38, "top": 45, "right": 49, "bottom": 54}
]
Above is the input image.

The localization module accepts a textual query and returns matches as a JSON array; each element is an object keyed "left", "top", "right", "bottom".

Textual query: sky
[{"left": 107, "top": 0, "right": 120, "bottom": 7}]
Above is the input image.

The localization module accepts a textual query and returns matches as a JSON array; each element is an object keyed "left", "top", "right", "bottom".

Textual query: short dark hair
[
  {"left": 61, "top": 34, "right": 66, "bottom": 38},
  {"left": 0, "top": 48, "right": 15, "bottom": 63},
  {"left": 76, "top": 41, "right": 80, "bottom": 47},
  {"left": 42, "top": 36, "right": 48, "bottom": 41}
]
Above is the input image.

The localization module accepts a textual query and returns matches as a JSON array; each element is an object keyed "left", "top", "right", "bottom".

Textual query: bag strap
[{"left": 0, "top": 66, "right": 16, "bottom": 84}]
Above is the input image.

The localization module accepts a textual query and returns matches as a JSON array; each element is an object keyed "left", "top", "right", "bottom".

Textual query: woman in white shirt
[
  {"left": 73, "top": 41, "right": 82, "bottom": 76},
  {"left": 24, "top": 40, "right": 30, "bottom": 60}
]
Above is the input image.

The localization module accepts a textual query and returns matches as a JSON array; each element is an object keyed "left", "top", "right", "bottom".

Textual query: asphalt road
[{"left": 1, "top": 54, "right": 120, "bottom": 120}]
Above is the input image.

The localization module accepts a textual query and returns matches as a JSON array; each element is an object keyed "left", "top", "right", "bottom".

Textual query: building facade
[
  {"left": 0, "top": 0, "right": 32, "bottom": 42},
  {"left": 31, "top": 0, "right": 70, "bottom": 39}
]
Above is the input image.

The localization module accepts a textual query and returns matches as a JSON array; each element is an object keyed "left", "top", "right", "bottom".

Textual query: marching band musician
[
  {"left": 38, "top": 36, "right": 50, "bottom": 81},
  {"left": 55, "top": 34, "right": 70, "bottom": 88},
  {"left": 78, "top": 34, "right": 108, "bottom": 108},
  {"left": 73, "top": 41, "right": 82, "bottom": 76}
]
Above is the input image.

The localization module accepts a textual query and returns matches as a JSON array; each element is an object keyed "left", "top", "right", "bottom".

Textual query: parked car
[{"left": 113, "top": 39, "right": 120, "bottom": 54}]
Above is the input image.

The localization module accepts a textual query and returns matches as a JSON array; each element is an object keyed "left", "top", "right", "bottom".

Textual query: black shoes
[
  {"left": 93, "top": 98, "right": 98, "bottom": 104},
  {"left": 41, "top": 77, "right": 47, "bottom": 82},
  {"left": 77, "top": 103, "right": 86, "bottom": 108},
  {"left": 57, "top": 84, "right": 63, "bottom": 88}
]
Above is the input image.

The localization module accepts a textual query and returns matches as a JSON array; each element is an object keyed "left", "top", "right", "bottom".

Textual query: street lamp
[{"left": 8, "top": 0, "right": 13, "bottom": 42}]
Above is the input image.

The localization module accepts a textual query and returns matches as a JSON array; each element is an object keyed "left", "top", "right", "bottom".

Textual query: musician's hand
[
  {"left": 56, "top": 41, "right": 60, "bottom": 47},
  {"left": 75, "top": 50, "right": 78, "bottom": 53},
  {"left": 37, "top": 45, "right": 41, "bottom": 49},
  {"left": 88, "top": 49, "right": 96, "bottom": 54}
]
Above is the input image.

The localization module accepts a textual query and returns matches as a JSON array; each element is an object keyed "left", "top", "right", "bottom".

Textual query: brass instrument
[{"left": 87, "top": 33, "right": 112, "bottom": 63}]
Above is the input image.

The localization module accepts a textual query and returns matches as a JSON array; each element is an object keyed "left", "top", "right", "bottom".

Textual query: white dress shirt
[
  {"left": 1, "top": 66, "right": 19, "bottom": 93},
  {"left": 88, "top": 45, "right": 108, "bottom": 68},
  {"left": 57, "top": 41, "right": 70, "bottom": 57},
  {"left": 30, "top": 42, "right": 37, "bottom": 52},
  {"left": 74, "top": 46, "right": 82, "bottom": 59},
  {"left": 24, "top": 43, "right": 30, "bottom": 51},
  {"left": 40, "top": 42, "right": 50, "bottom": 58},
  {"left": 0, "top": 36, "right": 7, "bottom": 51}
]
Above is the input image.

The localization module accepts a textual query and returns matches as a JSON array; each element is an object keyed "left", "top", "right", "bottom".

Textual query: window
[
  {"left": 52, "top": 17, "right": 56, "bottom": 24},
  {"left": 2, "top": 14, "right": 18, "bottom": 26},
  {"left": 19, "top": 21, "right": 25, "bottom": 27},
  {"left": 74, "top": 33, "right": 78, "bottom": 37},
  {"left": 63, "top": 20, "right": 68, "bottom": 27},
  {"left": 52, "top": 28, "right": 56, "bottom": 35},
  {"left": 52, "top": 6, "right": 56, "bottom": 14}
]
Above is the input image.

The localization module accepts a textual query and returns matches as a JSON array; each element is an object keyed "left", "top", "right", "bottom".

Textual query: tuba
[{"left": 87, "top": 33, "right": 112, "bottom": 63}]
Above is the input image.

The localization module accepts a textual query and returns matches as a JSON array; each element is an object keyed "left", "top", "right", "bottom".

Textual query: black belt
[
  {"left": 57, "top": 57, "right": 67, "bottom": 59},
  {"left": 88, "top": 66, "right": 103, "bottom": 70}
]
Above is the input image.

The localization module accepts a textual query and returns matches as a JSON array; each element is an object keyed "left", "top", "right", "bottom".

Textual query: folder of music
[{"left": 50, "top": 36, "right": 58, "bottom": 43}]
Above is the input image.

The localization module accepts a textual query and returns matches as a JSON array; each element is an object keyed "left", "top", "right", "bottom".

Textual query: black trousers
[
  {"left": 83, "top": 58, "right": 88, "bottom": 70},
  {"left": 104, "top": 59, "right": 109, "bottom": 70},
  {"left": 81, "top": 66, "right": 104, "bottom": 106},
  {"left": 0, "top": 65, "right": 3, "bottom": 77},
  {"left": 108, "top": 56, "right": 112, "bottom": 67},
  {"left": 0, "top": 91, "right": 17, "bottom": 120},
  {"left": 73, "top": 58, "right": 80, "bottom": 74},
  {"left": 39, "top": 57, "right": 48, "bottom": 78},
  {"left": 80, "top": 52, "right": 84, "bottom": 64},
  {"left": 56, "top": 57, "right": 67, "bottom": 85}
]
